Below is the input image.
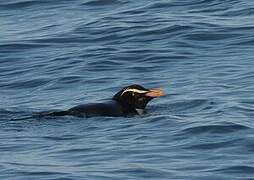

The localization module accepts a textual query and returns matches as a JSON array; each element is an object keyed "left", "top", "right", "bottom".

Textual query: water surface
[{"left": 1, "top": 0, "right": 254, "bottom": 179}]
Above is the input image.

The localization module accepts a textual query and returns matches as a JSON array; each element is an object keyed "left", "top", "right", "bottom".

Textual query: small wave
[
  {"left": 137, "top": 24, "right": 194, "bottom": 37},
  {"left": 41, "top": 135, "right": 79, "bottom": 141},
  {"left": 0, "top": 43, "right": 49, "bottom": 53},
  {"left": 0, "top": 0, "right": 47, "bottom": 10},
  {"left": 181, "top": 123, "right": 249, "bottom": 135},
  {"left": 1, "top": 78, "right": 50, "bottom": 90},
  {"left": 81, "top": 0, "right": 122, "bottom": 6},
  {"left": 30, "top": 36, "right": 86, "bottom": 45},
  {"left": 226, "top": 104, "right": 254, "bottom": 117},
  {"left": 113, "top": 166, "right": 172, "bottom": 179},
  {"left": 168, "top": 99, "right": 213, "bottom": 115},
  {"left": 212, "top": 165, "right": 254, "bottom": 174},
  {"left": 221, "top": 7, "right": 254, "bottom": 17},
  {"left": 0, "top": 108, "right": 33, "bottom": 121},
  {"left": 52, "top": 147, "right": 98, "bottom": 154},
  {"left": 183, "top": 32, "right": 239, "bottom": 41},
  {"left": 185, "top": 139, "right": 239, "bottom": 150}
]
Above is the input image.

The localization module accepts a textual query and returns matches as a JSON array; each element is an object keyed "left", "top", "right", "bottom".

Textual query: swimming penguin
[{"left": 42, "top": 84, "right": 164, "bottom": 117}]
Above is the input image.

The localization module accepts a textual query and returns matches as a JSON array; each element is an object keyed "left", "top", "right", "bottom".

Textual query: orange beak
[{"left": 145, "top": 88, "right": 164, "bottom": 98}]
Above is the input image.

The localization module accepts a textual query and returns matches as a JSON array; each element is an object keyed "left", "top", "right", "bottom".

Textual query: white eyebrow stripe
[{"left": 121, "top": 88, "right": 148, "bottom": 96}]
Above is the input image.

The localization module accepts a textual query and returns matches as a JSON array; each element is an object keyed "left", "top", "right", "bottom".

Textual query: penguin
[{"left": 42, "top": 84, "right": 164, "bottom": 118}]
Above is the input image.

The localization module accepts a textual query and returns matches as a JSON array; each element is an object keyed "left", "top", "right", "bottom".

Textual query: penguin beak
[{"left": 145, "top": 88, "right": 164, "bottom": 98}]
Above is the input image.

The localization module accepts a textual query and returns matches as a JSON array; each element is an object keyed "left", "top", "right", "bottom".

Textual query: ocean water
[{"left": 1, "top": 0, "right": 254, "bottom": 179}]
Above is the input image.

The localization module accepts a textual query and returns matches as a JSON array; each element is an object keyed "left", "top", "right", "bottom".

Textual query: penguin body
[
  {"left": 68, "top": 101, "right": 125, "bottom": 117},
  {"left": 42, "top": 85, "right": 163, "bottom": 118}
]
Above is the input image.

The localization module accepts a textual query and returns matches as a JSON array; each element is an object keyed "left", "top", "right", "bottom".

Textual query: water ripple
[{"left": 181, "top": 123, "right": 249, "bottom": 135}]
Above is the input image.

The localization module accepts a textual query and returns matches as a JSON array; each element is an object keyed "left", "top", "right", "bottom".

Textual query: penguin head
[{"left": 113, "top": 84, "right": 164, "bottom": 115}]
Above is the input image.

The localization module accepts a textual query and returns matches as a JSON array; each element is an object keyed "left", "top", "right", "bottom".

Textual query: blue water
[{"left": 1, "top": 0, "right": 254, "bottom": 179}]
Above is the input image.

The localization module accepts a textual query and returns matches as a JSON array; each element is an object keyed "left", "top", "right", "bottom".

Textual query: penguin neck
[
  {"left": 135, "top": 108, "right": 144, "bottom": 115},
  {"left": 114, "top": 99, "right": 138, "bottom": 115}
]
